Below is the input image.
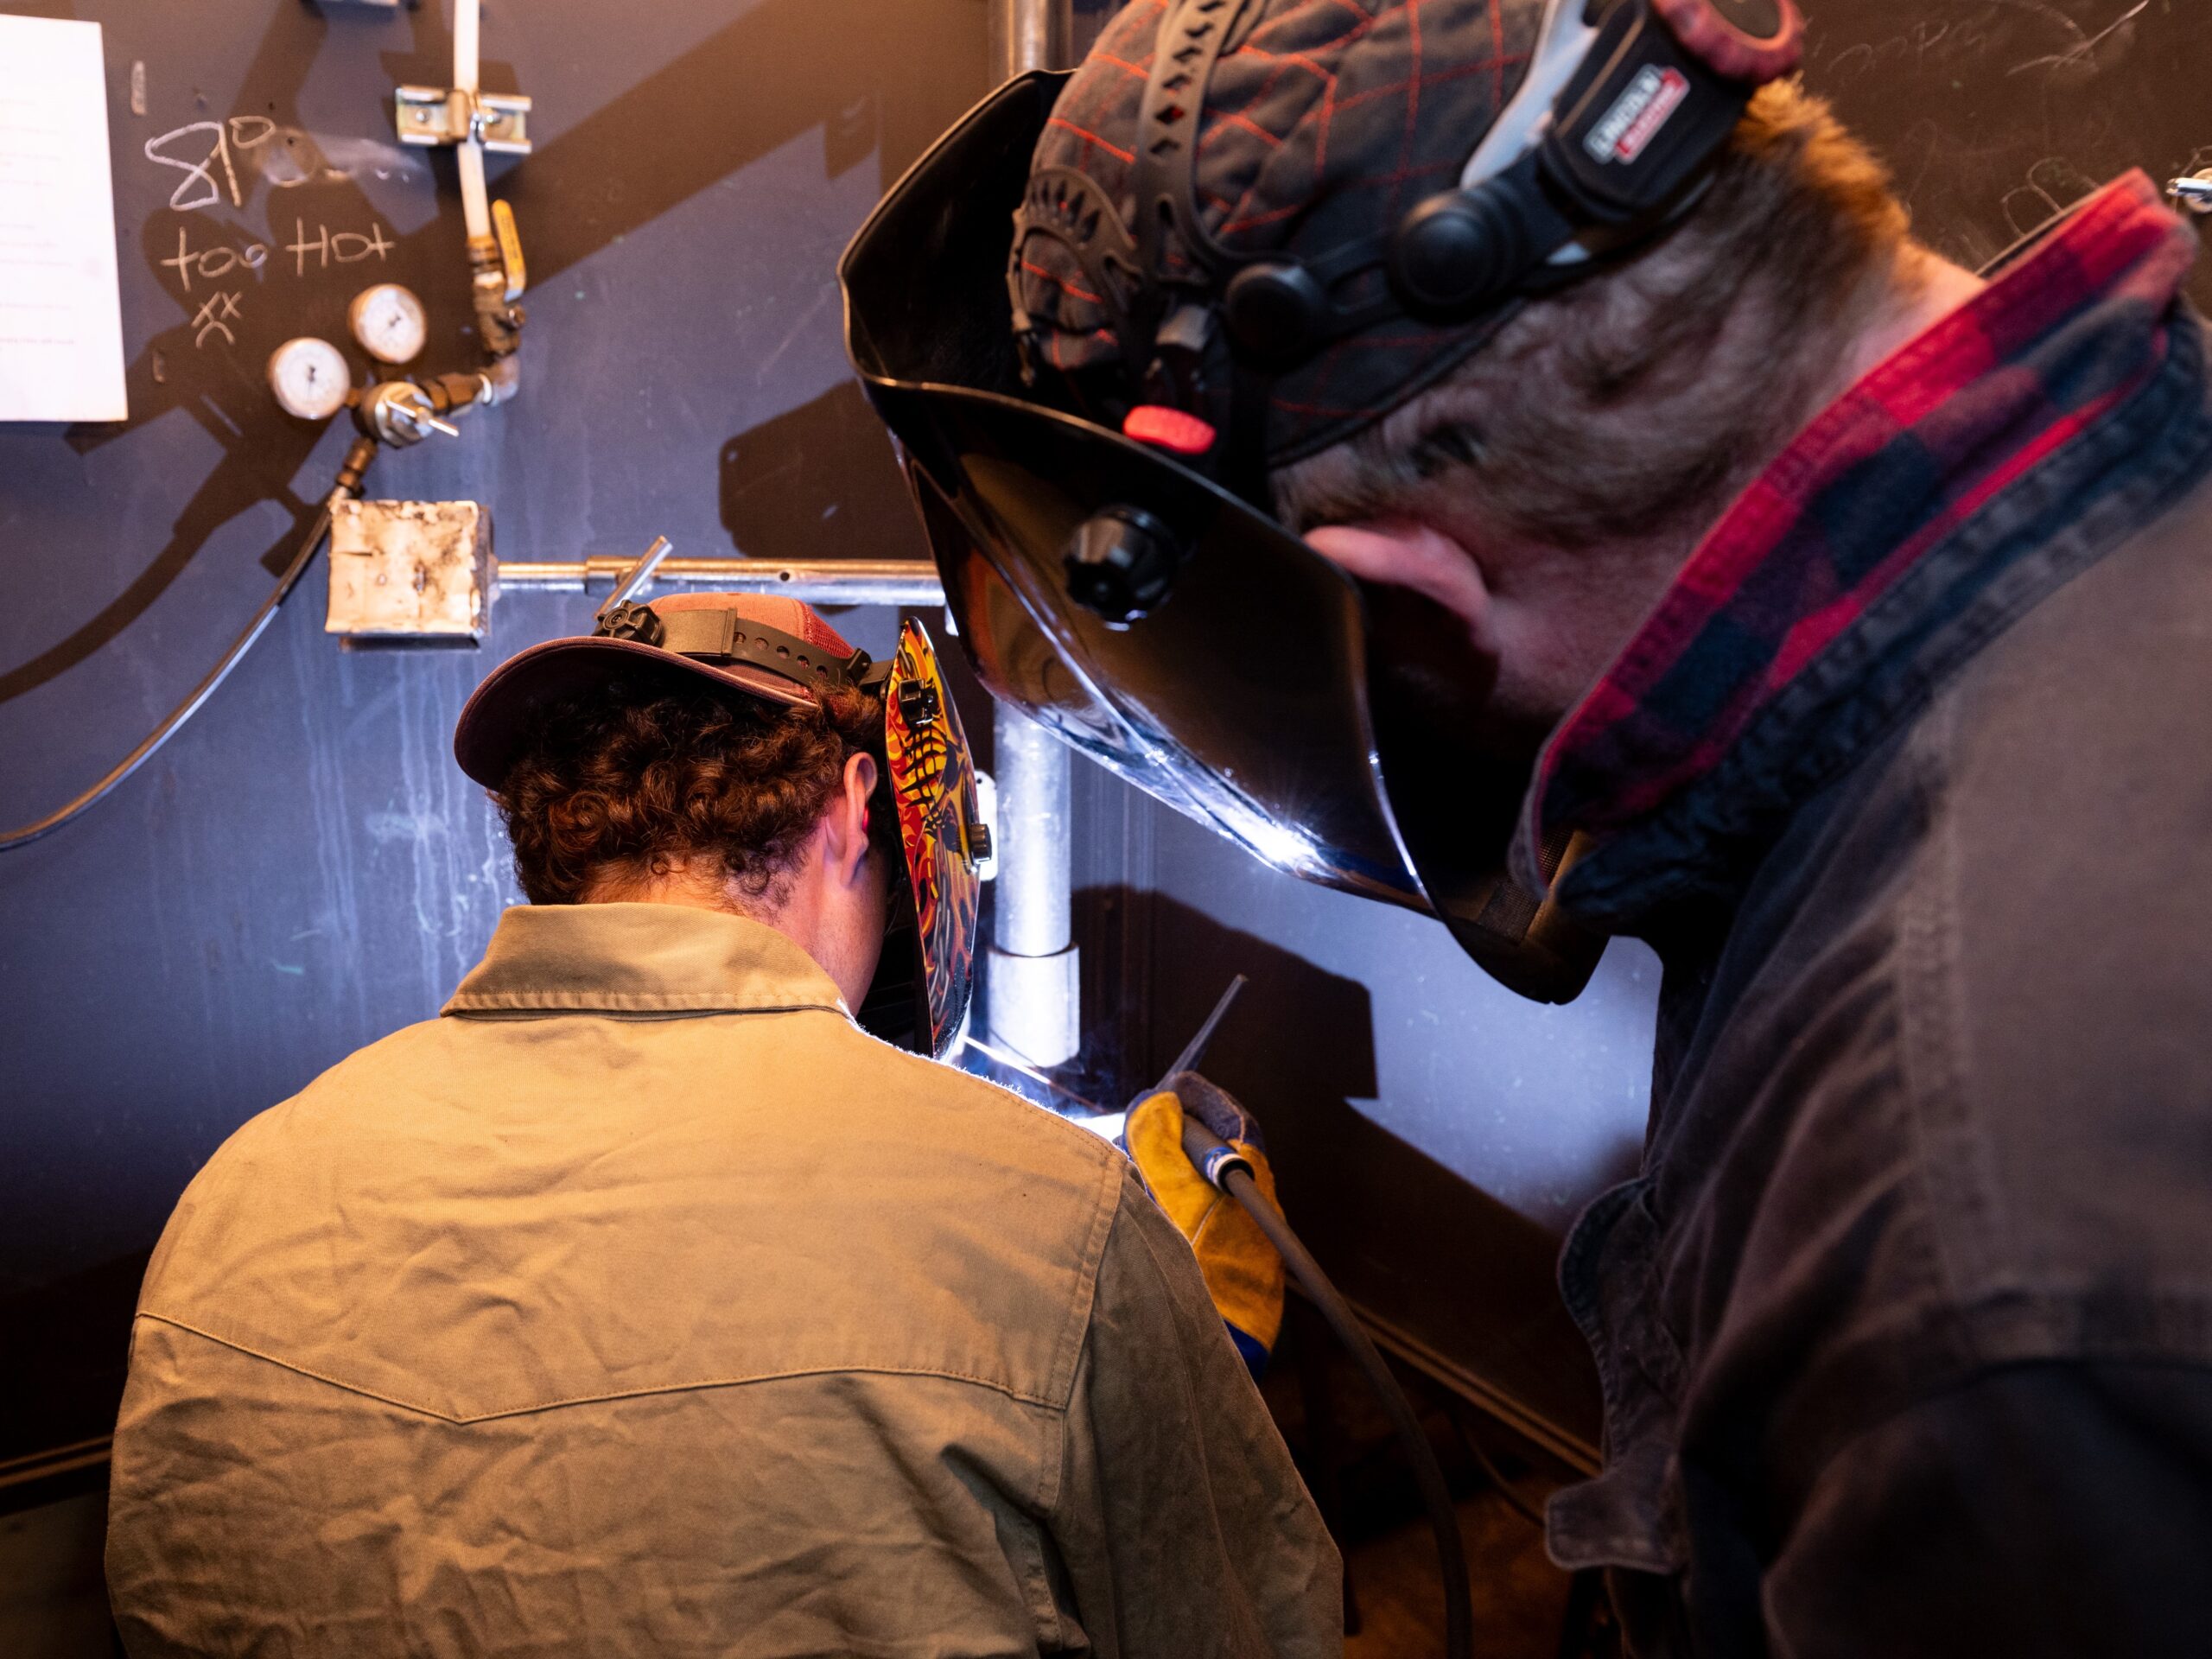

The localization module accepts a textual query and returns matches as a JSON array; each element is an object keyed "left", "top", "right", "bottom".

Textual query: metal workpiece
[
  {"left": 987, "top": 702, "right": 1079, "bottom": 1069},
  {"left": 326, "top": 500, "right": 493, "bottom": 642},
  {"left": 493, "top": 556, "right": 945, "bottom": 606}
]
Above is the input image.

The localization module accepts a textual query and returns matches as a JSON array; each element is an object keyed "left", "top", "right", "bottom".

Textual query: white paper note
[{"left": 0, "top": 16, "right": 129, "bottom": 423}]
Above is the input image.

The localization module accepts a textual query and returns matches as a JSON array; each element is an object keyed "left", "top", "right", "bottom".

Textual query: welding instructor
[
  {"left": 842, "top": 0, "right": 2212, "bottom": 1651},
  {"left": 105, "top": 593, "right": 1339, "bottom": 1658}
]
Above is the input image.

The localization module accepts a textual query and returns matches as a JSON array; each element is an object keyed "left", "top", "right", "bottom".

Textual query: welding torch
[{"left": 1157, "top": 979, "right": 1475, "bottom": 1659}]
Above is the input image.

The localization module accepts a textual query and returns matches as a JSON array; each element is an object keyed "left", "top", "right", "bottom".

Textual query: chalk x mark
[{"left": 190, "top": 289, "right": 242, "bottom": 348}]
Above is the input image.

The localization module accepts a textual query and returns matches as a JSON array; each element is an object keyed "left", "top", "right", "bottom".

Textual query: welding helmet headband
[
  {"left": 840, "top": 0, "right": 1800, "bottom": 1002},
  {"left": 452, "top": 596, "right": 987, "bottom": 1056}
]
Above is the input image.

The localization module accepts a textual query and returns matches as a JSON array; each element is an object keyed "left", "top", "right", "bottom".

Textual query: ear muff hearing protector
[
  {"left": 1017, "top": 0, "right": 1804, "bottom": 397},
  {"left": 1381, "top": 0, "right": 1783, "bottom": 320}
]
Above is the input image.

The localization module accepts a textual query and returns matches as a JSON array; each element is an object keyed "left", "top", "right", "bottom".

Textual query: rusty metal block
[{"left": 326, "top": 499, "right": 492, "bottom": 642}]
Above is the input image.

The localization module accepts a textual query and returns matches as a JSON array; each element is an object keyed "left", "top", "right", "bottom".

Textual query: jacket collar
[
  {"left": 1513, "top": 173, "right": 2204, "bottom": 928},
  {"left": 442, "top": 903, "right": 850, "bottom": 1017}
]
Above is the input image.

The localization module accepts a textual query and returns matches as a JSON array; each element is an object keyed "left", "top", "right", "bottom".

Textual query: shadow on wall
[
  {"left": 1090, "top": 890, "right": 1604, "bottom": 1460},
  {"left": 719, "top": 382, "right": 917, "bottom": 561},
  {"left": 11, "top": 0, "right": 968, "bottom": 711}
]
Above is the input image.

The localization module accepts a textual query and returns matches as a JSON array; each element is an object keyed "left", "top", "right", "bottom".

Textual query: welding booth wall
[
  {"left": 0, "top": 0, "right": 1007, "bottom": 1512},
  {"left": 0, "top": 0, "right": 1644, "bottom": 1510},
  {"left": 8, "top": 0, "right": 2212, "bottom": 1639}
]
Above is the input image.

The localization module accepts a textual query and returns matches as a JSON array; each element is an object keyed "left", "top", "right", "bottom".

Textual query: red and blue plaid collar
[{"left": 1520, "top": 172, "right": 2197, "bottom": 896}]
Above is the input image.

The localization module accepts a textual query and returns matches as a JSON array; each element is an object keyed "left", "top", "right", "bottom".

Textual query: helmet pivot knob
[{"left": 1062, "top": 505, "right": 1186, "bottom": 624}]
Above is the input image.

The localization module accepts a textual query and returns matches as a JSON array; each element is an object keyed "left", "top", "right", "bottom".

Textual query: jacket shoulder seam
[
  {"left": 440, "top": 998, "right": 850, "bottom": 1019},
  {"left": 132, "top": 1312, "right": 1071, "bottom": 1420}
]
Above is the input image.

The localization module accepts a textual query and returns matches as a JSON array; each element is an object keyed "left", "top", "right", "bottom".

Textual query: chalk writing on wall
[{"left": 143, "top": 116, "right": 397, "bottom": 351}]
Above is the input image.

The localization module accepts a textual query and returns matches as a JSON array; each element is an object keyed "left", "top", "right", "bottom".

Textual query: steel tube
[
  {"left": 494, "top": 557, "right": 944, "bottom": 607},
  {"left": 988, "top": 0, "right": 1070, "bottom": 81},
  {"left": 988, "top": 701, "right": 1079, "bottom": 1068},
  {"left": 981, "top": 0, "right": 1082, "bottom": 1071},
  {"left": 992, "top": 707, "right": 1074, "bottom": 960}
]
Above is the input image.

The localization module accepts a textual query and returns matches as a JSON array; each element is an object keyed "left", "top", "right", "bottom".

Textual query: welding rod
[{"left": 1154, "top": 973, "right": 1248, "bottom": 1090}]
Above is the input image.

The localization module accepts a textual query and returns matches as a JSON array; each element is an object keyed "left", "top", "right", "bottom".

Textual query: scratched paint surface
[
  {"left": 0, "top": 0, "right": 984, "bottom": 1296},
  {"left": 1803, "top": 0, "right": 2212, "bottom": 297}
]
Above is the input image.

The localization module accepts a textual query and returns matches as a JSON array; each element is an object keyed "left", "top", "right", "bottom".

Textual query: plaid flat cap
[{"left": 1016, "top": 0, "right": 1547, "bottom": 465}]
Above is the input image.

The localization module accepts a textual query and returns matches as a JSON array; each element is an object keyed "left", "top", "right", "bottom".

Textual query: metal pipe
[
  {"left": 988, "top": 0, "right": 1071, "bottom": 81},
  {"left": 982, "top": 0, "right": 1082, "bottom": 1070},
  {"left": 993, "top": 707, "right": 1075, "bottom": 962},
  {"left": 494, "top": 556, "right": 944, "bottom": 607},
  {"left": 988, "top": 702, "right": 1079, "bottom": 1067}
]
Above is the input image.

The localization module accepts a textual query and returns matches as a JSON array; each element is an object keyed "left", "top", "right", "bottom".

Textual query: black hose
[
  {"left": 1185, "top": 1116, "right": 1475, "bottom": 1659},
  {"left": 0, "top": 441, "right": 374, "bottom": 854}
]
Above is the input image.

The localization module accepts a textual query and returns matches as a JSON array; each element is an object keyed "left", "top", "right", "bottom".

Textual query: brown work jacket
[{"left": 105, "top": 903, "right": 1340, "bottom": 1657}]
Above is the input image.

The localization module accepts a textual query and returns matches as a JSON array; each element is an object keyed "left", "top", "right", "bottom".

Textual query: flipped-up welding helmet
[
  {"left": 839, "top": 0, "right": 1802, "bottom": 1002},
  {"left": 453, "top": 594, "right": 988, "bottom": 1057}
]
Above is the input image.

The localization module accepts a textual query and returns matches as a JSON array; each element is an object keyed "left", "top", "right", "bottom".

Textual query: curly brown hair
[{"left": 494, "top": 671, "right": 891, "bottom": 909}]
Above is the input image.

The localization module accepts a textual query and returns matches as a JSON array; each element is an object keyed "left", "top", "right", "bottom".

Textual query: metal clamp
[{"left": 395, "top": 86, "right": 532, "bottom": 154}]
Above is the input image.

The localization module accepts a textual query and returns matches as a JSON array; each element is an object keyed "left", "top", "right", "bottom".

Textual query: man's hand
[{"left": 1122, "top": 1071, "right": 1286, "bottom": 1377}]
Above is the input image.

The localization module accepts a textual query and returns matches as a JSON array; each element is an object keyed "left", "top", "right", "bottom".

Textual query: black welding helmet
[
  {"left": 452, "top": 594, "right": 986, "bottom": 1057},
  {"left": 840, "top": 0, "right": 1802, "bottom": 1002}
]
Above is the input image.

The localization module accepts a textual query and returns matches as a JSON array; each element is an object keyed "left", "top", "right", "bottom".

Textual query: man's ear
[
  {"left": 1305, "top": 521, "right": 1500, "bottom": 658},
  {"left": 827, "top": 751, "right": 880, "bottom": 889}
]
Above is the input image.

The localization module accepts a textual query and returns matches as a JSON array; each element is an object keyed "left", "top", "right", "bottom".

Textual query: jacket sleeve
[
  {"left": 1046, "top": 1166, "right": 1342, "bottom": 1659},
  {"left": 1763, "top": 1359, "right": 2212, "bottom": 1658}
]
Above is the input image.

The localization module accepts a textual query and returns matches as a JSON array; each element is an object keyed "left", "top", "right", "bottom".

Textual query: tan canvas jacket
[{"left": 105, "top": 903, "right": 1340, "bottom": 1658}]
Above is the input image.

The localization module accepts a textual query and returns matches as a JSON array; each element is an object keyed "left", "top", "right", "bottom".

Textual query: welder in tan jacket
[{"left": 105, "top": 593, "right": 1339, "bottom": 1658}]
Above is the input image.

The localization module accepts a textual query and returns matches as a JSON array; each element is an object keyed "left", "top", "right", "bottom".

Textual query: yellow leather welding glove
[{"left": 1123, "top": 1071, "right": 1285, "bottom": 1377}]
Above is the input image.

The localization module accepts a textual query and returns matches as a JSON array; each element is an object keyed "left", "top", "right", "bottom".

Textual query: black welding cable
[
  {"left": 0, "top": 440, "right": 375, "bottom": 853},
  {"left": 1183, "top": 1116, "right": 1476, "bottom": 1659}
]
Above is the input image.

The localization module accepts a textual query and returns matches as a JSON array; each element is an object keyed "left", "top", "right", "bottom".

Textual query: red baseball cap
[{"left": 453, "top": 592, "right": 873, "bottom": 791}]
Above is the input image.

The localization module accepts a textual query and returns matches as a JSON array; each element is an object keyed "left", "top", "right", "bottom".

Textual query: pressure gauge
[
  {"left": 348, "top": 283, "right": 429, "bottom": 365},
  {"left": 266, "top": 336, "right": 353, "bottom": 421}
]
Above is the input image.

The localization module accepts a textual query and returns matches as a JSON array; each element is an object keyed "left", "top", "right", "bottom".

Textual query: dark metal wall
[
  {"left": 0, "top": 0, "right": 986, "bottom": 1300},
  {"left": 3, "top": 0, "right": 2209, "bottom": 1495}
]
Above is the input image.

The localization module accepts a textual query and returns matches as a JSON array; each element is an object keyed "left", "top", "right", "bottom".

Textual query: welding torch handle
[
  {"left": 1181, "top": 1114, "right": 1476, "bottom": 1659},
  {"left": 1179, "top": 1114, "right": 1255, "bottom": 1190}
]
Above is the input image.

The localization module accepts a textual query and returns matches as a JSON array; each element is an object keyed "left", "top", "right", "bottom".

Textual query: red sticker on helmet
[{"left": 1122, "top": 404, "right": 1217, "bottom": 456}]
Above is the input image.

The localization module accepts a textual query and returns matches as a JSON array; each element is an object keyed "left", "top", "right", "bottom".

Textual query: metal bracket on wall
[{"left": 394, "top": 85, "right": 532, "bottom": 154}]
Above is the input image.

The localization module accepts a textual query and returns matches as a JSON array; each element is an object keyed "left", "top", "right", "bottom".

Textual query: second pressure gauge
[
  {"left": 348, "top": 283, "right": 429, "bottom": 365},
  {"left": 266, "top": 336, "right": 353, "bottom": 421}
]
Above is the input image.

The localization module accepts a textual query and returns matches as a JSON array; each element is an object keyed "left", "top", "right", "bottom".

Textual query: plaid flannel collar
[{"left": 1516, "top": 172, "right": 2200, "bottom": 918}]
